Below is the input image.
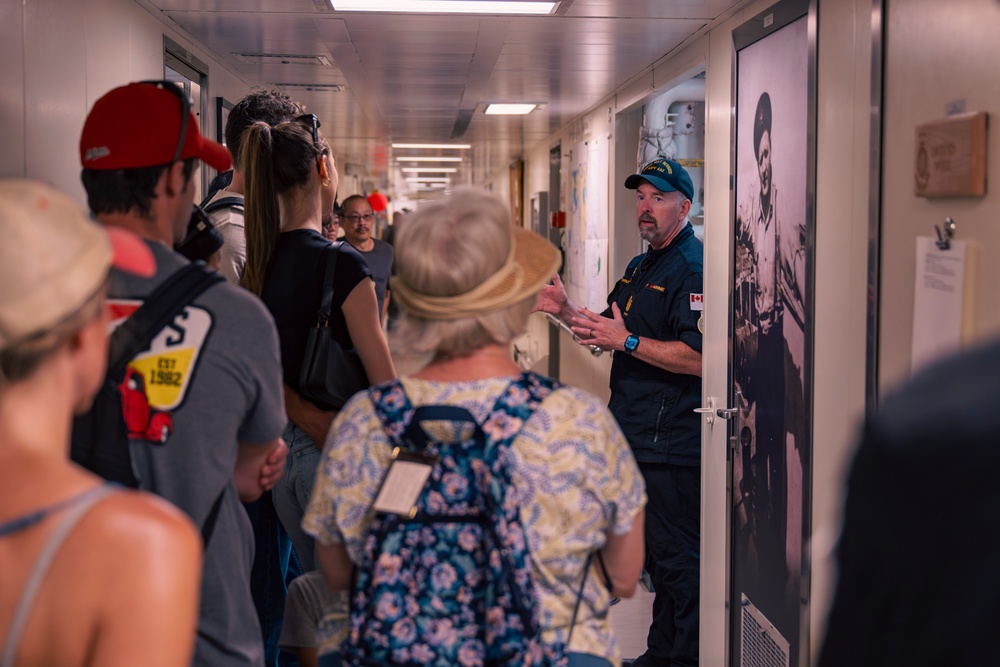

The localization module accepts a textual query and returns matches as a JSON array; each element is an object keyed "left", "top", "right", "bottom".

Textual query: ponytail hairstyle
[{"left": 240, "top": 119, "right": 329, "bottom": 295}]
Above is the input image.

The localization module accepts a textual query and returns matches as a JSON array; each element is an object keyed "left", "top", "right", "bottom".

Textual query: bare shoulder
[
  {"left": 75, "top": 489, "right": 202, "bottom": 617},
  {"left": 83, "top": 489, "right": 201, "bottom": 556},
  {"left": 10, "top": 486, "right": 202, "bottom": 667}
]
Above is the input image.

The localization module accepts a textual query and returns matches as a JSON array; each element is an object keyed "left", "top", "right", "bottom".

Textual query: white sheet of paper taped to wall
[{"left": 911, "top": 236, "right": 967, "bottom": 375}]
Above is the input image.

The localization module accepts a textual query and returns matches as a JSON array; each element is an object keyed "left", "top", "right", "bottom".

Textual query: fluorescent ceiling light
[
  {"left": 392, "top": 143, "right": 471, "bottom": 150},
  {"left": 331, "top": 1, "right": 557, "bottom": 15},
  {"left": 396, "top": 156, "right": 463, "bottom": 162},
  {"left": 401, "top": 167, "right": 458, "bottom": 173},
  {"left": 406, "top": 177, "right": 451, "bottom": 183},
  {"left": 484, "top": 103, "right": 537, "bottom": 115}
]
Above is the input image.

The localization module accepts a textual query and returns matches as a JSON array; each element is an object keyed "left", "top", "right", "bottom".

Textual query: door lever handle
[{"left": 716, "top": 408, "right": 738, "bottom": 420}]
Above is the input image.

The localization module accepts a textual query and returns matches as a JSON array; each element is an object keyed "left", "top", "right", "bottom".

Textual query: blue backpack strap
[
  {"left": 370, "top": 380, "right": 484, "bottom": 455},
  {"left": 479, "top": 372, "right": 563, "bottom": 655},
  {"left": 483, "top": 371, "right": 561, "bottom": 453},
  {"left": 368, "top": 379, "right": 412, "bottom": 450},
  {"left": 370, "top": 373, "right": 560, "bottom": 456},
  {"left": 476, "top": 373, "right": 561, "bottom": 512},
  {"left": 402, "top": 405, "right": 482, "bottom": 453}
]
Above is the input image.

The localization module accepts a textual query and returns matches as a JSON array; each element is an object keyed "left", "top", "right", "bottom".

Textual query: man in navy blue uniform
[{"left": 536, "top": 157, "right": 703, "bottom": 666}]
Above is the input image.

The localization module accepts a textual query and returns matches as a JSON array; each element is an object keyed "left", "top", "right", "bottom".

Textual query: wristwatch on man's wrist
[{"left": 624, "top": 334, "right": 640, "bottom": 354}]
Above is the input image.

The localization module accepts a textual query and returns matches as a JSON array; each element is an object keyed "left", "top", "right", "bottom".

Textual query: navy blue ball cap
[{"left": 624, "top": 157, "right": 694, "bottom": 201}]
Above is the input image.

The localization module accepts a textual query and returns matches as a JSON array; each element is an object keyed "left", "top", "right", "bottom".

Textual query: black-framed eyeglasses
[
  {"left": 138, "top": 80, "right": 190, "bottom": 165},
  {"left": 296, "top": 114, "right": 322, "bottom": 152},
  {"left": 344, "top": 213, "right": 375, "bottom": 223}
]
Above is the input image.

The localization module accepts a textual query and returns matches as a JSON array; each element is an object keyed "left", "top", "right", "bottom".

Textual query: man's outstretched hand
[
  {"left": 570, "top": 302, "right": 627, "bottom": 351},
  {"left": 533, "top": 273, "right": 569, "bottom": 317}
]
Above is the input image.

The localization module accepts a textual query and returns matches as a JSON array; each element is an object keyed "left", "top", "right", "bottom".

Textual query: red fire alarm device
[{"left": 550, "top": 211, "right": 566, "bottom": 228}]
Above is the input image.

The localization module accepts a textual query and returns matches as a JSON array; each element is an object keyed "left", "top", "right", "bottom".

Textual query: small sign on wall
[{"left": 914, "top": 111, "right": 988, "bottom": 197}]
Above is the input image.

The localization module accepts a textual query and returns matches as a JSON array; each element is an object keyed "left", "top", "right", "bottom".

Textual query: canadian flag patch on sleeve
[{"left": 689, "top": 293, "right": 704, "bottom": 311}]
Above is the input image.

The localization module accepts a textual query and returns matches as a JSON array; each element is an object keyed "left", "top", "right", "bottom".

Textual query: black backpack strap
[
  {"left": 200, "top": 195, "right": 244, "bottom": 217},
  {"left": 200, "top": 489, "right": 226, "bottom": 548},
  {"left": 595, "top": 550, "right": 615, "bottom": 591},
  {"left": 567, "top": 552, "right": 594, "bottom": 646},
  {"left": 107, "top": 262, "right": 224, "bottom": 382},
  {"left": 108, "top": 262, "right": 226, "bottom": 543},
  {"left": 202, "top": 170, "right": 234, "bottom": 204}
]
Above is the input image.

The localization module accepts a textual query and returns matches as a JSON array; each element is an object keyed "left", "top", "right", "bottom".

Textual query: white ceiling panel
[
  {"left": 153, "top": 0, "right": 748, "bottom": 192},
  {"left": 159, "top": 0, "right": 322, "bottom": 11},
  {"left": 566, "top": 0, "right": 748, "bottom": 18}
]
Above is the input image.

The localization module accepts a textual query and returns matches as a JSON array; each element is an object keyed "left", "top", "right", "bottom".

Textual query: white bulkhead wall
[
  {"left": 0, "top": 0, "right": 253, "bottom": 202},
  {"left": 879, "top": 0, "right": 1000, "bottom": 393}
]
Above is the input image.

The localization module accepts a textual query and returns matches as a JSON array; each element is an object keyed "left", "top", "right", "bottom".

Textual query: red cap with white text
[{"left": 80, "top": 82, "right": 231, "bottom": 172}]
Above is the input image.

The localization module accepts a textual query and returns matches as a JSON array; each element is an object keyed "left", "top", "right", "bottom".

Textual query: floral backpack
[{"left": 344, "top": 372, "right": 572, "bottom": 667}]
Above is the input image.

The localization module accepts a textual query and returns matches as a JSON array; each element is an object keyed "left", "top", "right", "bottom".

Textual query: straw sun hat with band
[
  {"left": 392, "top": 214, "right": 561, "bottom": 322},
  {"left": 0, "top": 180, "right": 155, "bottom": 360}
]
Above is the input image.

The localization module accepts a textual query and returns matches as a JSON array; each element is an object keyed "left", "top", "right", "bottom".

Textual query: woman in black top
[{"left": 240, "top": 116, "right": 396, "bottom": 572}]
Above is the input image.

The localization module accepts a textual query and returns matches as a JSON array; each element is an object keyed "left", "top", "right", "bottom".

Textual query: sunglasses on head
[
  {"left": 296, "top": 114, "right": 322, "bottom": 152},
  {"left": 138, "top": 80, "right": 191, "bottom": 165},
  {"left": 295, "top": 113, "right": 326, "bottom": 176}
]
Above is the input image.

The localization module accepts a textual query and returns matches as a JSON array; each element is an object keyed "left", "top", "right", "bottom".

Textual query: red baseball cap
[{"left": 80, "top": 82, "right": 232, "bottom": 172}]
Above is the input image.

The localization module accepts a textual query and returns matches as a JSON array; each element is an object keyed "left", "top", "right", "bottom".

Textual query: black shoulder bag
[{"left": 297, "top": 242, "right": 369, "bottom": 411}]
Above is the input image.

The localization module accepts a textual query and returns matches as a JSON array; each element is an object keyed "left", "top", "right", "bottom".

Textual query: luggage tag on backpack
[{"left": 371, "top": 447, "right": 437, "bottom": 518}]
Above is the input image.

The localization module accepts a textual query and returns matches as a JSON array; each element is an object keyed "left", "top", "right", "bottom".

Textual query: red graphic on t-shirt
[{"left": 120, "top": 367, "right": 173, "bottom": 443}]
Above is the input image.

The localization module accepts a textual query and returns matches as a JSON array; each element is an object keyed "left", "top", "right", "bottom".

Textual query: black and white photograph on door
[{"left": 731, "top": 4, "right": 813, "bottom": 666}]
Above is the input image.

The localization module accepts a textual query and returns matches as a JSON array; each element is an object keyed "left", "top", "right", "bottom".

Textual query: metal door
[{"left": 725, "top": 3, "right": 815, "bottom": 665}]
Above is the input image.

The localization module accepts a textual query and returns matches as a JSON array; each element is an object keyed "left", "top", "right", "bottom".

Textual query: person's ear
[
  {"left": 318, "top": 154, "right": 330, "bottom": 183},
  {"left": 163, "top": 160, "right": 188, "bottom": 198},
  {"left": 66, "top": 326, "right": 86, "bottom": 354},
  {"left": 67, "top": 315, "right": 110, "bottom": 414},
  {"left": 679, "top": 197, "right": 692, "bottom": 220},
  {"left": 66, "top": 304, "right": 107, "bottom": 357}
]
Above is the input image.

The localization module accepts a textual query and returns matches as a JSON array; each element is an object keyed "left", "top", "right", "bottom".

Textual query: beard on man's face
[{"left": 638, "top": 213, "right": 658, "bottom": 242}]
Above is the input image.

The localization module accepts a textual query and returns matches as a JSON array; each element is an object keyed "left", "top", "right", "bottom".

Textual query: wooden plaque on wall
[
  {"left": 509, "top": 159, "right": 524, "bottom": 227},
  {"left": 914, "top": 111, "right": 988, "bottom": 197}
]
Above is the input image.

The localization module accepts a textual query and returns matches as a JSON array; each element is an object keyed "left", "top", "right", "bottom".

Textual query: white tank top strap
[{"left": 0, "top": 484, "right": 119, "bottom": 667}]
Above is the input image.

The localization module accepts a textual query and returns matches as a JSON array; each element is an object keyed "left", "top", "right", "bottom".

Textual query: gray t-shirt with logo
[
  {"left": 351, "top": 238, "right": 393, "bottom": 318},
  {"left": 108, "top": 241, "right": 285, "bottom": 667}
]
